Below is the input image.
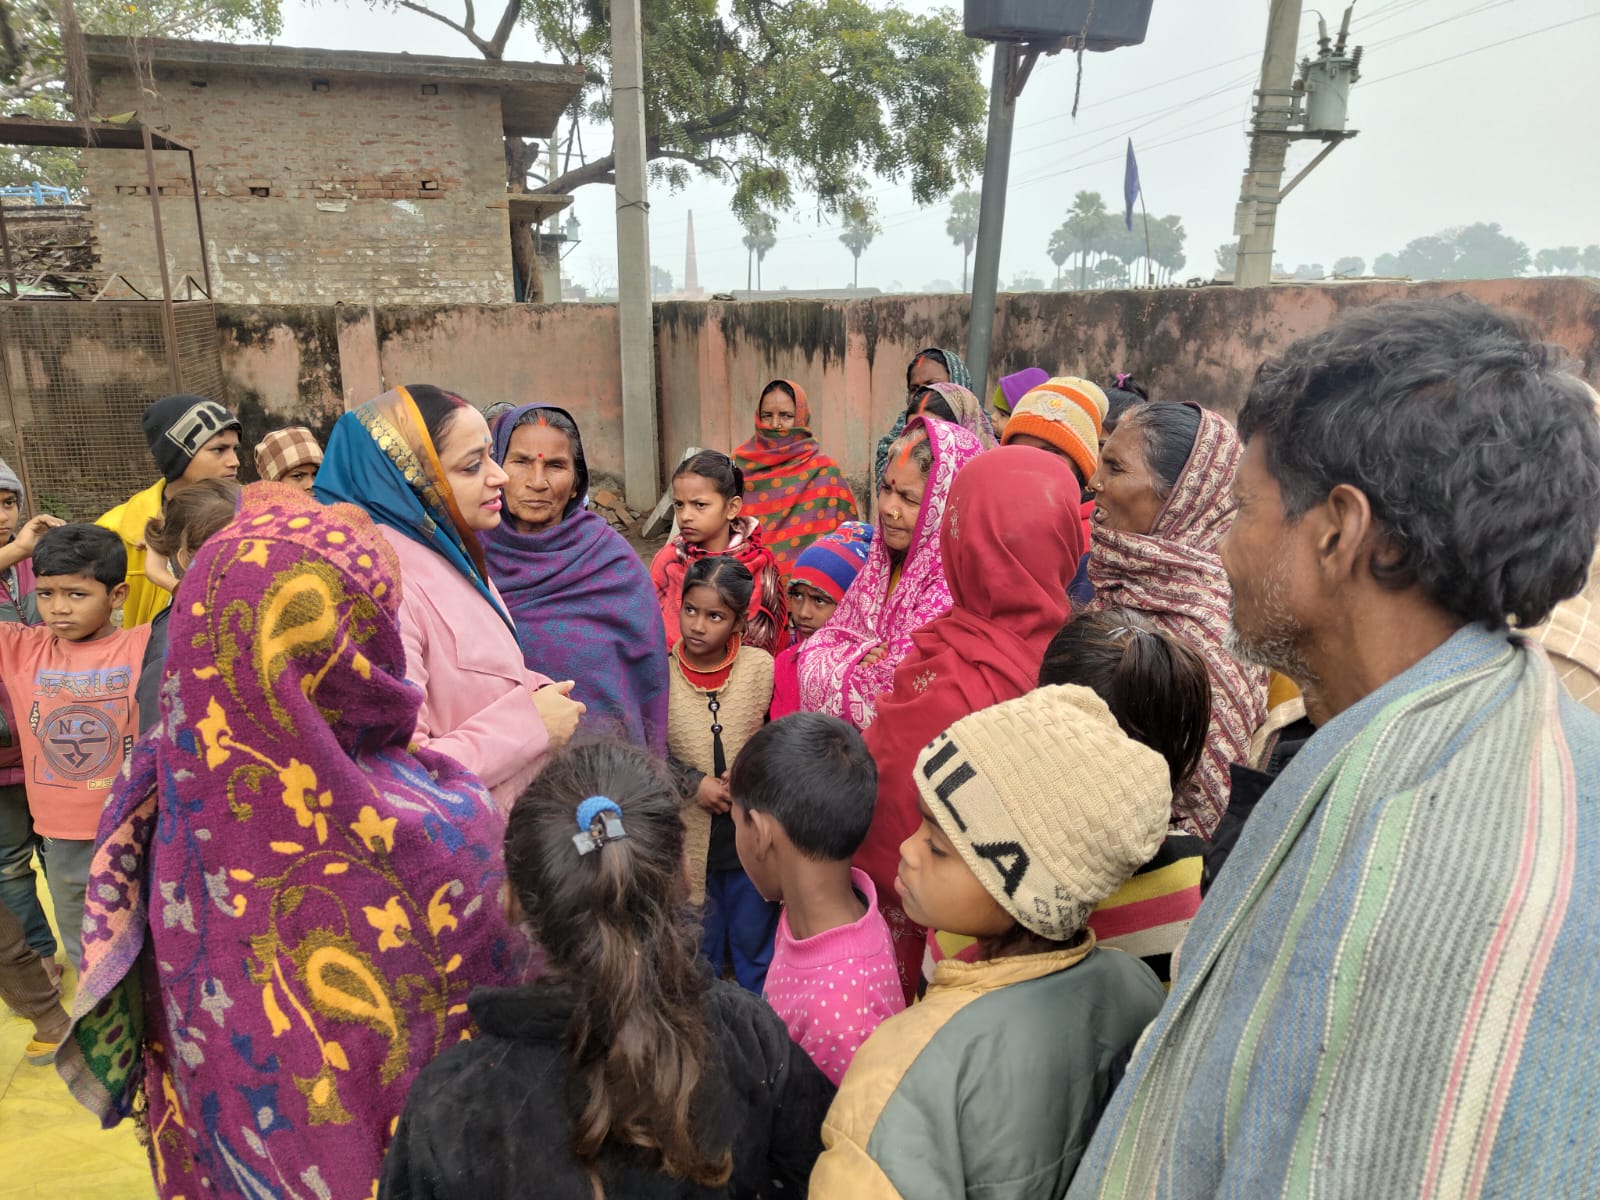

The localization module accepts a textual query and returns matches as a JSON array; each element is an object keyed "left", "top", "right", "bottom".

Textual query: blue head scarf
[{"left": 316, "top": 385, "right": 511, "bottom": 628}]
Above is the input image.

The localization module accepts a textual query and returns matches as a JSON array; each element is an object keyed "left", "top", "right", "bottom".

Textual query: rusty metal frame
[
  {"left": 0, "top": 117, "right": 208, "bottom": 306},
  {"left": 0, "top": 117, "right": 212, "bottom": 504}
]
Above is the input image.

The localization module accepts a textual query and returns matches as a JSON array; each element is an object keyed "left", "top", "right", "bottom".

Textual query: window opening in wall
[
  {"left": 420, "top": 83, "right": 439, "bottom": 95},
  {"left": 312, "top": 79, "right": 330, "bottom": 93},
  {"left": 250, "top": 186, "right": 271, "bottom": 197},
  {"left": 420, "top": 179, "right": 438, "bottom": 190},
  {"left": 189, "top": 80, "right": 207, "bottom": 88}
]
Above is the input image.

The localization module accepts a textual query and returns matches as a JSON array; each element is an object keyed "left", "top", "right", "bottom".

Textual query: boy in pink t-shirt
[
  {"left": 730, "top": 712, "right": 905, "bottom": 1084},
  {"left": 0, "top": 525, "right": 150, "bottom": 983}
]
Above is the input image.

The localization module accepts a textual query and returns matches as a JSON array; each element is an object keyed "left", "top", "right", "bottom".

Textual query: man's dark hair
[
  {"left": 33, "top": 524, "right": 126, "bottom": 590},
  {"left": 729, "top": 712, "right": 877, "bottom": 861},
  {"left": 1238, "top": 296, "right": 1600, "bottom": 628}
]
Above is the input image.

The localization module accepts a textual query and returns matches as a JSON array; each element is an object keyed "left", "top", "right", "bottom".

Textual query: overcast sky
[{"left": 275, "top": 0, "right": 1600, "bottom": 293}]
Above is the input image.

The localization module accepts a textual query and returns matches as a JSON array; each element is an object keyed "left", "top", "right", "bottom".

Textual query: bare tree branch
[
  {"left": 395, "top": 0, "right": 494, "bottom": 57},
  {"left": 485, "top": 0, "right": 520, "bottom": 59},
  {"left": 539, "top": 153, "right": 617, "bottom": 194}
]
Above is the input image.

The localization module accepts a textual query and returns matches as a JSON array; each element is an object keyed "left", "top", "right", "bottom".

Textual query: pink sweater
[
  {"left": 762, "top": 868, "right": 906, "bottom": 1085},
  {"left": 381, "top": 528, "right": 553, "bottom": 814}
]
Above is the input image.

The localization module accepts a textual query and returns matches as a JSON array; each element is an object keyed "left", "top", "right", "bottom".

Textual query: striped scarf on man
[{"left": 1069, "top": 623, "right": 1600, "bottom": 1199}]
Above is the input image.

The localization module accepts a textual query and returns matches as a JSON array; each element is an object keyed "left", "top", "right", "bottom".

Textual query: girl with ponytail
[{"left": 381, "top": 741, "right": 833, "bottom": 1200}]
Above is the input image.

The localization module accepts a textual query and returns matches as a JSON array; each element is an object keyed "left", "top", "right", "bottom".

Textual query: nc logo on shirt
[{"left": 40, "top": 703, "right": 117, "bottom": 781}]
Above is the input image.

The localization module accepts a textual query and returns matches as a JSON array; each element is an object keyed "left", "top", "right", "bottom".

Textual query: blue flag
[{"left": 1124, "top": 139, "right": 1141, "bottom": 231}]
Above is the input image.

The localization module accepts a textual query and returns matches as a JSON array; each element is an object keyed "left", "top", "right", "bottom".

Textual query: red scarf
[
  {"left": 732, "top": 380, "right": 860, "bottom": 577},
  {"left": 859, "top": 447, "right": 1085, "bottom": 1000},
  {"left": 650, "top": 516, "right": 791, "bottom": 654}
]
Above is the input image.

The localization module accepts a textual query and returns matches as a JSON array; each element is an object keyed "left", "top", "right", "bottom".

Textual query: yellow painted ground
[{"left": 0, "top": 870, "right": 155, "bottom": 1200}]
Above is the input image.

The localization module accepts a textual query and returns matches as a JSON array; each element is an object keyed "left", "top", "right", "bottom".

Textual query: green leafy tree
[
  {"left": 1090, "top": 259, "right": 1125, "bottom": 290},
  {"left": 1292, "top": 263, "right": 1326, "bottom": 281},
  {"left": 1529, "top": 248, "right": 1580, "bottom": 278},
  {"left": 1214, "top": 241, "right": 1238, "bottom": 277},
  {"left": 1374, "top": 225, "right": 1531, "bottom": 281},
  {"left": 1583, "top": 245, "right": 1600, "bottom": 275},
  {"left": 651, "top": 264, "right": 674, "bottom": 295},
  {"left": 360, "top": 0, "right": 982, "bottom": 304},
  {"left": 838, "top": 205, "right": 880, "bottom": 289},
  {"left": 0, "top": 0, "right": 283, "bottom": 189},
  {"left": 372, "top": 0, "right": 985, "bottom": 219},
  {"left": 1011, "top": 271, "right": 1045, "bottom": 292},
  {"left": 1444, "top": 223, "right": 1529, "bottom": 280},
  {"left": 945, "top": 190, "right": 980, "bottom": 291},
  {"left": 1332, "top": 255, "right": 1364, "bottom": 276},
  {"left": 741, "top": 211, "right": 777, "bottom": 291},
  {"left": 1391, "top": 235, "right": 1457, "bottom": 280}
]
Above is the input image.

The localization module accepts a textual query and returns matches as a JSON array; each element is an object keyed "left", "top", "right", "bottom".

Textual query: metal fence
[{"left": 0, "top": 300, "right": 224, "bottom": 519}]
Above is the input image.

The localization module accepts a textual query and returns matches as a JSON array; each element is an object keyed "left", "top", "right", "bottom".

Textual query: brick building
[{"left": 83, "top": 38, "right": 583, "bottom": 304}]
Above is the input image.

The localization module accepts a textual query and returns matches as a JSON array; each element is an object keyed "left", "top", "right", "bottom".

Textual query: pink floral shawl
[
  {"left": 797, "top": 416, "right": 984, "bottom": 729},
  {"left": 1089, "top": 405, "right": 1269, "bottom": 836}
]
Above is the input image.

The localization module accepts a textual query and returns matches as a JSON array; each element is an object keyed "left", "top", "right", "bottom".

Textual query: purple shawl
[
  {"left": 797, "top": 416, "right": 985, "bottom": 729},
  {"left": 483, "top": 403, "right": 669, "bottom": 753},
  {"left": 57, "top": 483, "right": 515, "bottom": 1200}
]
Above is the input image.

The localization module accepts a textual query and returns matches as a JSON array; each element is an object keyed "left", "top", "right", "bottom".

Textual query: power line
[
  {"left": 1364, "top": 9, "right": 1599, "bottom": 86},
  {"left": 681, "top": 1, "right": 1585, "bottom": 267}
]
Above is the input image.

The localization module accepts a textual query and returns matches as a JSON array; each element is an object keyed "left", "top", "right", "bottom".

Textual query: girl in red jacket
[{"left": 651, "top": 450, "right": 789, "bottom": 654}]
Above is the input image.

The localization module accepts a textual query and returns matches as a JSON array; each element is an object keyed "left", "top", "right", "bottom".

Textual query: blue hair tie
[{"left": 573, "top": 796, "right": 627, "bottom": 856}]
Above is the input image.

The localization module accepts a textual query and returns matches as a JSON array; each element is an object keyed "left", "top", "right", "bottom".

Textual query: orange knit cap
[{"left": 1000, "top": 377, "right": 1110, "bottom": 482}]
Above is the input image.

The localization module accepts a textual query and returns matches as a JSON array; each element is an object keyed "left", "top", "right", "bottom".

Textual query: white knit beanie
[{"left": 914, "top": 684, "right": 1171, "bottom": 940}]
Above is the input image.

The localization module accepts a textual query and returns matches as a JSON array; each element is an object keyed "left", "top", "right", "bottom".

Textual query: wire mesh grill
[{"left": 0, "top": 300, "right": 225, "bottom": 519}]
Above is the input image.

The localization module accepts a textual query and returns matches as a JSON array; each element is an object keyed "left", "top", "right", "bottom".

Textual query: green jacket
[{"left": 810, "top": 938, "right": 1163, "bottom": 1200}]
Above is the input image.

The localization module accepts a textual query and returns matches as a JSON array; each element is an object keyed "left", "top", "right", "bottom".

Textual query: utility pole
[
  {"left": 612, "top": 0, "right": 658, "bottom": 507},
  {"left": 1234, "top": 1, "right": 1361, "bottom": 287},
  {"left": 965, "top": 43, "right": 1020, "bottom": 397},
  {"left": 962, "top": 2, "right": 1151, "bottom": 391},
  {"left": 1233, "top": 0, "right": 1302, "bottom": 287}
]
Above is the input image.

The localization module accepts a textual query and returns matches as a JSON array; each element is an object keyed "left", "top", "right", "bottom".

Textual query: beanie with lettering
[
  {"left": 143, "top": 394, "right": 241, "bottom": 483},
  {"left": 914, "top": 684, "right": 1170, "bottom": 940}
]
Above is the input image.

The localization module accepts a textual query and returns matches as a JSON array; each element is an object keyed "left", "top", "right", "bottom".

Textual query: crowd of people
[{"left": 0, "top": 294, "right": 1596, "bottom": 1199}]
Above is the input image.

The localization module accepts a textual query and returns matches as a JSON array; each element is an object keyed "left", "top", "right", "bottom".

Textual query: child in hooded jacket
[{"left": 811, "top": 685, "right": 1170, "bottom": 1199}]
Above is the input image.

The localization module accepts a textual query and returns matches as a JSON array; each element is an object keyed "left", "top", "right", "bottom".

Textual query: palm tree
[
  {"left": 742, "top": 212, "right": 778, "bottom": 290},
  {"left": 1150, "top": 214, "right": 1186, "bottom": 284},
  {"left": 1063, "top": 191, "right": 1110, "bottom": 290},
  {"left": 1048, "top": 225, "right": 1072, "bottom": 289},
  {"left": 839, "top": 207, "right": 881, "bottom": 289},
  {"left": 946, "top": 191, "right": 981, "bottom": 291}
]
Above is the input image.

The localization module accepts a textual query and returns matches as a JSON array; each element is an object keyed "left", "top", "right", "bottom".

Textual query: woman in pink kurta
[
  {"left": 795, "top": 416, "right": 984, "bottom": 729},
  {"left": 317, "top": 386, "right": 585, "bottom": 810}
]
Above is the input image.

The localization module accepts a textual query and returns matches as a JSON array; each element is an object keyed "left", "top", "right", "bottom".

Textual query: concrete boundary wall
[{"left": 207, "top": 277, "right": 1600, "bottom": 498}]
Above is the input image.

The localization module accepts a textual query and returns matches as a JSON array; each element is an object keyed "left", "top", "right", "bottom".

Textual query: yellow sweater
[{"left": 97, "top": 479, "right": 170, "bottom": 628}]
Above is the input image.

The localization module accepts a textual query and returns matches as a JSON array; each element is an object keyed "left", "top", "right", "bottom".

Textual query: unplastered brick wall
[{"left": 83, "top": 66, "right": 514, "bottom": 303}]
